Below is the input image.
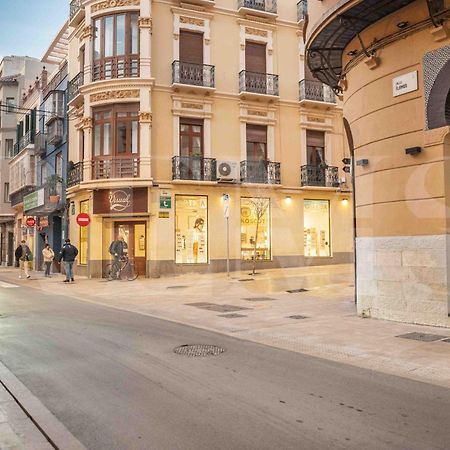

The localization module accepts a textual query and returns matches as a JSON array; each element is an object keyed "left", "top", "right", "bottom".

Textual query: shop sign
[
  {"left": 23, "top": 188, "right": 44, "bottom": 212},
  {"left": 26, "top": 217, "right": 36, "bottom": 227},
  {"left": 160, "top": 196, "right": 172, "bottom": 209},
  {"left": 392, "top": 71, "right": 418, "bottom": 97},
  {"left": 158, "top": 211, "right": 169, "bottom": 219},
  {"left": 39, "top": 216, "right": 49, "bottom": 228},
  {"left": 93, "top": 188, "right": 148, "bottom": 215},
  {"left": 76, "top": 213, "right": 91, "bottom": 227}
]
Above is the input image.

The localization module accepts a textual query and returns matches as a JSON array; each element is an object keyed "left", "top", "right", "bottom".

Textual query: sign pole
[{"left": 223, "top": 194, "right": 230, "bottom": 278}]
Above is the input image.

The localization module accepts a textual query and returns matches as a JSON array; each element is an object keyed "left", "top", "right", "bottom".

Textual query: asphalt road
[{"left": 0, "top": 282, "right": 449, "bottom": 450}]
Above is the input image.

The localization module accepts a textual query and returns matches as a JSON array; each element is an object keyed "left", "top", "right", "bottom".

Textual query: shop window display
[
  {"left": 240, "top": 197, "right": 271, "bottom": 261},
  {"left": 175, "top": 195, "right": 208, "bottom": 264},
  {"left": 304, "top": 199, "right": 331, "bottom": 257}
]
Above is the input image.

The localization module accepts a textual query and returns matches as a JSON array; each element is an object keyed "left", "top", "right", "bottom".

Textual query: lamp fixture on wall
[{"left": 405, "top": 146, "right": 422, "bottom": 155}]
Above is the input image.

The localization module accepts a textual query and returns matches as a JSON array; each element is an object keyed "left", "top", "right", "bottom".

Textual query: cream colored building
[
  {"left": 305, "top": 0, "right": 450, "bottom": 326},
  {"left": 66, "top": 0, "right": 353, "bottom": 278}
]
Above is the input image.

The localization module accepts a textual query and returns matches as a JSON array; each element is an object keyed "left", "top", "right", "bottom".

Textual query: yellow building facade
[
  {"left": 306, "top": 0, "right": 450, "bottom": 326},
  {"left": 66, "top": 0, "right": 353, "bottom": 278}
]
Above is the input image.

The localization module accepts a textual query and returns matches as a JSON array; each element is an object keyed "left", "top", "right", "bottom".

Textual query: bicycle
[{"left": 104, "top": 256, "right": 138, "bottom": 281}]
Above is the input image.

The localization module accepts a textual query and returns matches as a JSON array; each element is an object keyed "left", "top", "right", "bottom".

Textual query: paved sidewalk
[{"left": 1, "top": 264, "right": 450, "bottom": 389}]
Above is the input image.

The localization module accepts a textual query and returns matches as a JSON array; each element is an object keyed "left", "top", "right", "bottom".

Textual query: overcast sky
[{"left": 0, "top": 0, "right": 67, "bottom": 61}]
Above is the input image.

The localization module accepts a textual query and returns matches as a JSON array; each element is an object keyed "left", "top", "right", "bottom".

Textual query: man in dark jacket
[
  {"left": 109, "top": 236, "right": 128, "bottom": 263},
  {"left": 15, "top": 240, "right": 31, "bottom": 279},
  {"left": 59, "top": 239, "right": 78, "bottom": 283}
]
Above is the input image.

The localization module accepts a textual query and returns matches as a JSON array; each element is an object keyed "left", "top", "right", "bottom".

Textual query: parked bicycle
[{"left": 104, "top": 256, "right": 138, "bottom": 281}]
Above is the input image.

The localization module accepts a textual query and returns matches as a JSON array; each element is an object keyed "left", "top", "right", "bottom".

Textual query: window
[
  {"left": 5, "top": 139, "right": 13, "bottom": 158},
  {"left": 175, "top": 195, "right": 208, "bottom": 264},
  {"left": 180, "top": 118, "right": 203, "bottom": 157},
  {"left": 179, "top": 30, "right": 203, "bottom": 64},
  {"left": 79, "top": 200, "right": 89, "bottom": 265},
  {"left": 306, "top": 130, "right": 325, "bottom": 166},
  {"left": 245, "top": 41, "right": 266, "bottom": 73},
  {"left": 241, "top": 197, "right": 271, "bottom": 261},
  {"left": 246, "top": 124, "right": 267, "bottom": 161},
  {"left": 93, "top": 12, "right": 139, "bottom": 80},
  {"left": 3, "top": 183, "right": 9, "bottom": 203},
  {"left": 304, "top": 200, "right": 331, "bottom": 257},
  {"left": 6, "top": 98, "right": 14, "bottom": 113}
]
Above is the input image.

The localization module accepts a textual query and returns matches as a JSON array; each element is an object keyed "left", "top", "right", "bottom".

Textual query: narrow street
[{"left": 0, "top": 283, "right": 449, "bottom": 450}]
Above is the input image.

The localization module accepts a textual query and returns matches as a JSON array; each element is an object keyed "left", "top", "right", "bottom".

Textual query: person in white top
[{"left": 42, "top": 244, "right": 55, "bottom": 277}]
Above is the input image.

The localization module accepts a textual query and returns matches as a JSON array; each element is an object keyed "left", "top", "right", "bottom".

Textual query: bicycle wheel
[
  {"left": 103, "top": 264, "right": 114, "bottom": 281},
  {"left": 126, "top": 261, "right": 138, "bottom": 281}
]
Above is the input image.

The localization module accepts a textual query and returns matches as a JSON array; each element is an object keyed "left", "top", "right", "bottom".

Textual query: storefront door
[{"left": 114, "top": 222, "right": 146, "bottom": 277}]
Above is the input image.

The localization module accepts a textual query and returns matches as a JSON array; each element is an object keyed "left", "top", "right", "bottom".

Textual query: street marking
[{"left": 0, "top": 282, "right": 19, "bottom": 289}]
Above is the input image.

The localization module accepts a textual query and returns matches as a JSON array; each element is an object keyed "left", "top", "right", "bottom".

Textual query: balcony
[
  {"left": 13, "top": 130, "right": 34, "bottom": 157},
  {"left": 297, "top": 0, "right": 307, "bottom": 23},
  {"left": 68, "top": 71, "right": 84, "bottom": 106},
  {"left": 172, "top": 61, "right": 215, "bottom": 93},
  {"left": 239, "top": 70, "right": 279, "bottom": 100},
  {"left": 240, "top": 160, "right": 281, "bottom": 185},
  {"left": 92, "top": 56, "right": 139, "bottom": 82},
  {"left": 299, "top": 79, "right": 337, "bottom": 106},
  {"left": 92, "top": 158, "right": 140, "bottom": 180},
  {"left": 238, "top": 0, "right": 277, "bottom": 18},
  {"left": 47, "top": 119, "right": 64, "bottom": 146},
  {"left": 23, "top": 178, "right": 64, "bottom": 215},
  {"left": 34, "top": 132, "right": 47, "bottom": 155},
  {"left": 172, "top": 156, "right": 217, "bottom": 182},
  {"left": 67, "top": 162, "right": 84, "bottom": 188},
  {"left": 301, "top": 165, "right": 340, "bottom": 188},
  {"left": 42, "top": 62, "right": 68, "bottom": 100},
  {"left": 69, "top": 0, "right": 85, "bottom": 27},
  {"left": 10, "top": 185, "right": 36, "bottom": 207}
]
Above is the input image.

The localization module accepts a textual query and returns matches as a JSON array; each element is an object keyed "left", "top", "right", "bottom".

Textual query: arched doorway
[{"left": 426, "top": 56, "right": 450, "bottom": 129}]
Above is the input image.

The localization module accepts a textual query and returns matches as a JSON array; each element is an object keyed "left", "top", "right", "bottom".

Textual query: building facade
[
  {"left": 0, "top": 56, "right": 43, "bottom": 266},
  {"left": 305, "top": 0, "right": 450, "bottom": 326},
  {"left": 66, "top": 0, "right": 353, "bottom": 278}
]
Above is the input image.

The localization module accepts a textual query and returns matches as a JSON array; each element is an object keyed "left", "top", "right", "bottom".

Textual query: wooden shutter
[
  {"left": 179, "top": 31, "right": 203, "bottom": 64},
  {"left": 245, "top": 42, "right": 266, "bottom": 73},
  {"left": 306, "top": 130, "right": 325, "bottom": 148},
  {"left": 247, "top": 124, "right": 267, "bottom": 143}
]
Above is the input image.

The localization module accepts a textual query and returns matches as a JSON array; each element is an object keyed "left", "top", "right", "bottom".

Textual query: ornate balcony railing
[
  {"left": 172, "top": 156, "right": 217, "bottom": 182},
  {"left": 238, "top": 0, "right": 277, "bottom": 14},
  {"left": 92, "top": 56, "right": 140, "bottom": 81},
  {"left": 299, "top": 79, "right": 336, "bottom": 103},
  {"left": 172, "top": 61, "right": 215, "bottom": 88},
  {"left": 13, "top": 130, "right": 35, "bottom": 156},
  {"left": 297, "top": 0, "right": 308, "bottom": 21},
  {"left": 68, "top": 71, "right": 84, "bottom": 103},
  {"left": 241, "top": 160, "right": 281, "bottom": 184},
  {"left": 42, "top": 61, "right": 68, "bottom": 100},
  {"left": 10, "top": 185, "right": 36, "bottom": 207},
  {"left": 70, "top": 0, "right": 83, "bottom": 20},
  {"left": 92, "top": 158, "right": 140, "bottom": 180},
  {"left": 67, "top": 162, "right": 84, "bottom": 188},
  {"left": 301, "top": 165, "right": 340, "bottom": 188},
  {"left": 239, "top": 70, "right": 279, "bottom": 96}
]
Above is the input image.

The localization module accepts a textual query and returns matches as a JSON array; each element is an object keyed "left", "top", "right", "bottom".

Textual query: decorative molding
[
  {"left": 181, "top": 102, "right": 204, "bottom": 110},
  {"left": 245, "top": 27, "right": 268, "bottom": 37},
  {"left": 180, "top": 16, "right": 205, "bottom": 27},
  {"left": 307, "top": 116, "right": 326, "bottom": 123},
  {"left": 90, "top": 89, "right": 140, "bottom": 102},
  {"left": 82, "top": 25, "right": 94, "bottom": 40},
  {"left": 138, "top": 17, "right": 152, "bottom": 28},
  {"left": 82, "top": 117, "right": 93, "bottom": 129},
  {"left": 248, "top": 110, "right": 267, "bottom": 117},
  {"left": 423, "top": 125, "right": 450, "bottom": 148},
  {"left": 139, "top": 112, "right": 152, "bottom": 122},
  {"left": 91, "top": 0, "right": 140, "bottom": 13}
]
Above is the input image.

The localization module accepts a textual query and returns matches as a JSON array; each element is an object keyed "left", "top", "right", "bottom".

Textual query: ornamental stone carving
[
  {"left": 245, "top": 27, "right": 268, "bottom": 37},
  {"left": 90, "top": 90, "right": 140, "bottom": 103},
  {"left": 139, "top": 112, "right": 152, "bottom": 122},
  {"left": 181, "top": 103, "right": 203, "bottom": 110},
  {"left": 248, "top": 110, "right": 267, "bottom": 117},
  {"left": 91, "top": 0, "right": 140, "bottom": 13},
  {"left": 180, "top": 16, "right": 205, "bottom": 27},
  {"left": 139, "top": 17, "right": 152, "bottom": 28},
  {"left": 82, "top": 117, "right": 93, "bottom": 129},
  {"left": 82, "top": 25, "right": 94, "bottom": 39}
]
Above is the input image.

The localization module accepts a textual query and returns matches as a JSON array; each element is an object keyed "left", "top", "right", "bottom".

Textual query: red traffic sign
[
  {"left": 26, "top": 217, "right": 36, "bottom": 227},
  {"left": 76, "top": 213, "right": 91, "bottom": 227}
]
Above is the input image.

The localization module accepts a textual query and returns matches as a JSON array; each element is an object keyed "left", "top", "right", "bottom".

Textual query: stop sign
[
  {"left": 26, "top": 217, "right": 36, "bottom": 227},
  {"left": 76, "top": 213, "right": 91, "bottom": 227}
]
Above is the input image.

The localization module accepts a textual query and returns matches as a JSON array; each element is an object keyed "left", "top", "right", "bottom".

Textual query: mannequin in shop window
[{"left": 187, "top": 217, "right": 205, "bottom": 264}]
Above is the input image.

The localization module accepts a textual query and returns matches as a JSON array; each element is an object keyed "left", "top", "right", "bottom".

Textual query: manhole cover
[
  {"left": 286, "top": 288, "right": 309, "bottom": 293},
  {"left": 243, "top": 297, "right": 276, "bottom": 302},
  {"left": 174, "top": 344, "right": 226, "bottom": 357},
  {"left": 167, "top": 285, "right": 188, "bottom": 289},
  {"left": 287, "top": 315, "right": 309, "bottom": 320},
  {"left": 218, "top": 313, "right": 247, "bottom": 318},
  {"left": 396, "top": 332, "right": 448, "bottom": 342},
  {"left": 186, "top": 303, "right": 250, "bottom": 312}
]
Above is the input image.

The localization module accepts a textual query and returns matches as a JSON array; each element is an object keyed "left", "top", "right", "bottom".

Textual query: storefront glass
[
  {"left": 175, "top": 195, "right": 208, "bottom": 264},
  {"left": 240, "top": 197, "right": 271, "bottom": 261},
  {"left": 304, "top": 199, "right": 331, "bottom": 257},
  {"left": 79, "top": 200, "right": 89, "bottom": 265}
]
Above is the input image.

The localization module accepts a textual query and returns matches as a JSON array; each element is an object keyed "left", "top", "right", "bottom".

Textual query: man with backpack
[
  {"left": 58, "top": 239, "right": 79, "bottom": 283},
  {"left": 15, "top": 240, "right": 32, "bottom": 279}
]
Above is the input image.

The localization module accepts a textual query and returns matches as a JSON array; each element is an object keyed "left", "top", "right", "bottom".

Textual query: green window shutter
[{"left": 30, "top": 109, "right": 36, "bottom": 143}]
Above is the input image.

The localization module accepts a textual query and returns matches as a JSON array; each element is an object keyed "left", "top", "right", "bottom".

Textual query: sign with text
[
  {"left": 160, "top": 196, "right": 172, "bottom": 209},
  {"left": 393, "top": 71, "right": 418, "bottom": 97},
  {"left": 93, "top": 188, "right": 148, "bottom": 215},
  {"left": 158, "top": 211, "right": 170, "bottom": 219},
  {"left": 24, "top": 188, "right": 44, "bottom": 212},
  {"left": 39, "top": 216, "right": 49, "bottom": 228}
]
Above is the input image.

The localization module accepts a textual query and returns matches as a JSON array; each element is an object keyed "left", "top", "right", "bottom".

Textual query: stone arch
[{"left": 427, "top": 58, "right": 450, "bottom": 129}]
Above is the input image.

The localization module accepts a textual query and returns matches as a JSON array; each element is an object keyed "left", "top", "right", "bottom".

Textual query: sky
[{"left": 0, "top": 0, "right": 67, "bottom": 61}]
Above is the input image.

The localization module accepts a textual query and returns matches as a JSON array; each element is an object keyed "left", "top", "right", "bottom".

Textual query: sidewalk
[{"left": 1, "top": 264, "right": 450, "bottom": 389}]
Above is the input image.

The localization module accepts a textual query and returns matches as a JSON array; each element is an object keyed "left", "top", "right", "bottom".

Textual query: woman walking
[{"left": 42, "top": 244, "right": 55, "bottom": 277}]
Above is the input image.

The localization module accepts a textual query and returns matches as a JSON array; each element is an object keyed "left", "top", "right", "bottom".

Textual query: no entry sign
[
  {"left": 76, "top": 213, "right": 91, "bottom": 227},
  {"left": 26, "top": 217, "right": 36, "bottom": 227}
]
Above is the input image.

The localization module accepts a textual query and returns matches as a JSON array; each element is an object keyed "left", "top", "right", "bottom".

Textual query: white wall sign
[{"left": 393, "top": 71, "right": 418, "bottom": 97}]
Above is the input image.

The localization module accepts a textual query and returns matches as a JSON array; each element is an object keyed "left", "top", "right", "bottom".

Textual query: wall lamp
[
  {"left": 397, "top": 21, "right": 409, "bottom": 29},
  {"left": 405, "top": 146, "right": 422, "bottom": 156},
  {"left": 356, "top": 159, "right": 369, "bottom": 167}
]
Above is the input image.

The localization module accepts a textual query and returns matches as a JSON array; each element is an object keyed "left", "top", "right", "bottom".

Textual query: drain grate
[
  {"left": 242, "top": 297, "right": 276, "bottom": 302},
  {"left": 396, "top": 332, "right": 449, "bottom": 342},
  {"left": 186, "top": 302, "right": 250, "bottom": 313},
  {"left": 218, "top": 313, "right": 247, "bottom": 319},
  {"left": 286, "top": 288, "right": 309, "bottom": 293},
  {"left": 287, "top": 315, "right": 309, "bottom": 320},
  {"left": 167, "top": 285, "right": 188, "bottom": 289},
  {"left": 174, "top": 344, "right": 226, "bottom": 357}
]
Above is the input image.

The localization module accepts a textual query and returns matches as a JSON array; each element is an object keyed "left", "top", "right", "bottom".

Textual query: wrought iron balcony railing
[
  {"left": 10, "top": 185, "right": 36, "bottom": 207},
  {"left": 13, "top": 130, "right": 35, "bottom": 156},
  {"left": 172, "top": 61, "right": 215, "bottom": 88},
  {"left": 239, "top": 70, "right": 279, "bottom": 96},
  {"left": 297, "top": 0, "right": 308, "bottom": 22},
  {"left": 92, "top": 56, "right": 139, "bottom": 81},
  {"left": 301, "top": 165, "right": 340, "bottom": 188},
  {"left": 42, "top": 61, "right": 68, "bottom": 100},
  {"left": 92, "top": 158, "right": 140, "bottom": 180},
  {"left": 241, "top": 160, "right": 281, "bottom": 184},
  {"left": 172, "top": 156, "right": 217, "bottom": 182},
  {"left": 70, "top": 0, "right": 83, "bottom": 20},
  {"left": 67, "top": 162, "right": 84, "bottom": 188},
  {"left": 299, "top": 79, "right": 336, "bottom": 103},
  {"left": 238, "top": 0, "right": 277, "bottom": 14},
  {"left": 68, "top": 71, "right": 84, "bottom": 103}
]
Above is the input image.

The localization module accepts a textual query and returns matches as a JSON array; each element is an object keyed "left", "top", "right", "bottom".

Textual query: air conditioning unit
[{"left": 217, "top": 160, "right": 239, "bottom": 182}]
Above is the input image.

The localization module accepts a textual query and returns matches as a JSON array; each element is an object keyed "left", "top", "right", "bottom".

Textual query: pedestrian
[
  {"left": 42, "top": 243, "right": 55, "bottom": 277},
  {"left": 14, "top": 240, "right": 32, "bottom": 279},
  {"left": 58, "top": 239, "right": 78, "bottom": 283}
]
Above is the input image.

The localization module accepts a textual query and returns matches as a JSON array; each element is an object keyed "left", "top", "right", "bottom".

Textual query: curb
[{"left": 0, "top": 360, "right": 87, "bottom": 450}]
